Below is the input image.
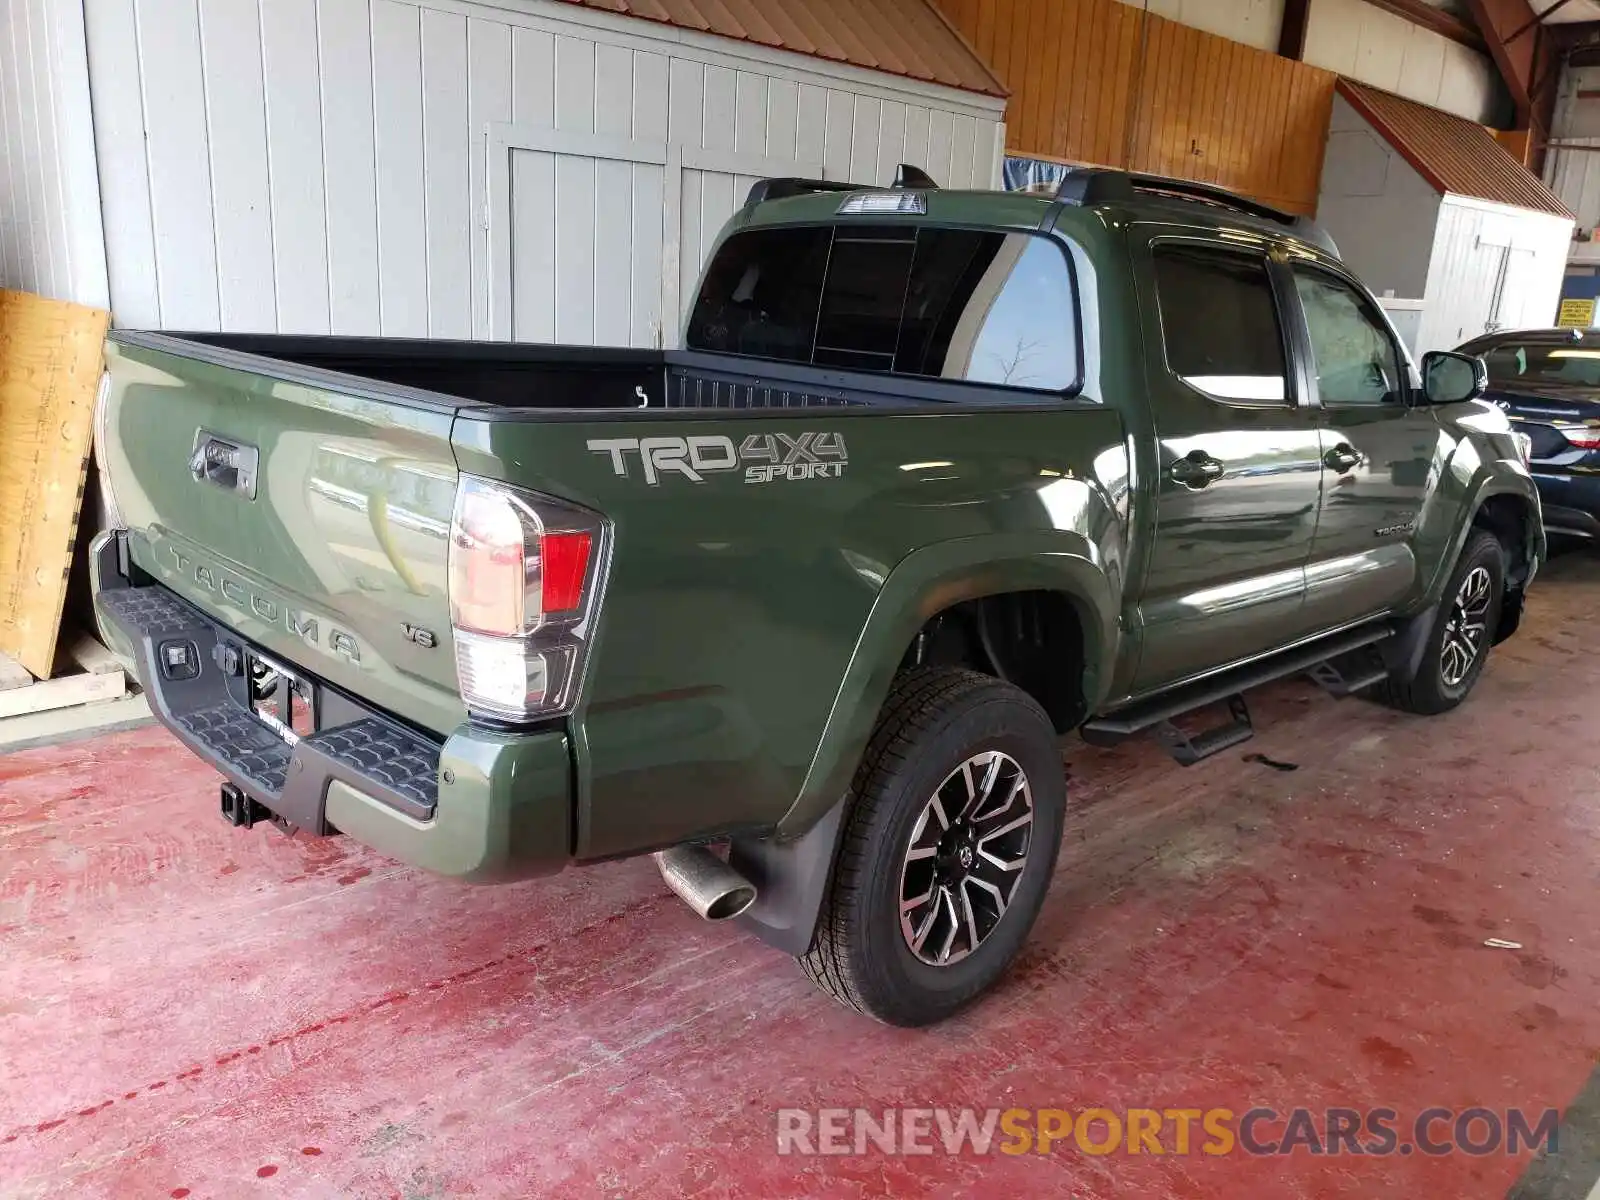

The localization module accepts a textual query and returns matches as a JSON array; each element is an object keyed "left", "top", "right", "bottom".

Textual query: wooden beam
[
  {"left": 1279, "top": 0, "right": 1312, "bottom": 59},
  {"left": 64, "top": 633, "right": 125, "bottom": 676},
  {"left": 0, "top": 667, "right": 125, "bottom": 720},
  {"left": 1507, "top": 0, "right": 1579, "bottom": 43},
  {"left": 1463, "top": 0, "right": 1542, "bottom": 122},
  {"left": 1364, "top": 0, "right": 1488, "bottom": 51}
]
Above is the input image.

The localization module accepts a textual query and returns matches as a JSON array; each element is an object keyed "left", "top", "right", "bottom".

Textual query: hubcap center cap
[{"left": 957, "top": 844, "right": 974, "bottom": 871}]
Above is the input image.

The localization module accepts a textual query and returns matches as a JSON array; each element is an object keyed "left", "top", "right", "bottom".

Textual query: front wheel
[
  {"left": 798, "top": 668, "right": 1066, "bottom": 1026},
  {"left": 1381, "top": 529, "right": 1504, "bottom": 715}
]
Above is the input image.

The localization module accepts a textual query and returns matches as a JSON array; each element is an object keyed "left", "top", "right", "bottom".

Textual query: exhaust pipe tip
[
  {"left": 653, "top": 846, "right": 757, "bottom": 921},
  {"left": 701, "top": 885, "right": 757, "bottom": 922}
]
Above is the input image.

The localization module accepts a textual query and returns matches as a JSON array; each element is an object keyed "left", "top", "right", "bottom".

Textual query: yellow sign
[{"left": 1557, "top": 298, "right": 1595, "bottom": 328}]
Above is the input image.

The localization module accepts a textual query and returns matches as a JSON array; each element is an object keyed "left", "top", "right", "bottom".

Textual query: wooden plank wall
[
  {"left": 84, "top": 0, "right": 1003, "bottom": 341},
  {"left": 936, "top": 0, "right": 1337, "bottom": 214}
]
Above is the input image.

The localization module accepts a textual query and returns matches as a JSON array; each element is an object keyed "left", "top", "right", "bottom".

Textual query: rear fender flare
[
  {"left": 776, "top": 532, "right": 1119, "bottom": 841},
  {"left": 730, "top": 533, "right": 1116, "bottom": 956}
]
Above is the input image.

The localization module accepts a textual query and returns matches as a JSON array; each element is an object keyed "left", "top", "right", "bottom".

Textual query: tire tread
[
  {"left": 798, "top": 667, "right": 1032, "bottom": 1019},
  {"left": 1379, "top": 529, "right": 1502, "bottom": 714}
]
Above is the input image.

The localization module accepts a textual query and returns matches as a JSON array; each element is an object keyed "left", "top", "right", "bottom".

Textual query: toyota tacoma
[{"left": 91, "top": 167, "right": 1543, "bottom": 1025}]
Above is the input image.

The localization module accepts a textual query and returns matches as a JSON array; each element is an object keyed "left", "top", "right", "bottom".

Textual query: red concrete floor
[{"left": 3, "top": 554, "right": 1599, "bottom": 1200}]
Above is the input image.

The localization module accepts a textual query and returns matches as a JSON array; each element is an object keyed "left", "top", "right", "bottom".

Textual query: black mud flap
[
  {"left": 1495, "top": 585, "right": 1525, "bottom": 645},
  {"left": 729, "top": 797, "right": 850, "bottom": 957}
]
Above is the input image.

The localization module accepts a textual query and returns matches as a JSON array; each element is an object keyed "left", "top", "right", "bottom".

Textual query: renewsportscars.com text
[{"left": 775, "top": 1106, "right": 1559, "bottom": 1158}]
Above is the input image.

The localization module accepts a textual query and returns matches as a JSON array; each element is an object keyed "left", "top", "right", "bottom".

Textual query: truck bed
[
  {"left": 128, "top": 332, "right": 1043, "bottom": 415},
  {"left": 175, "top": 333, "right": 663, "bottom": 410}
]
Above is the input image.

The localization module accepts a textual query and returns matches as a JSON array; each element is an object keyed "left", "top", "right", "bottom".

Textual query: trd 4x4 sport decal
[{"left": 586, "top": 432, "right": 848, "bottom": 485}]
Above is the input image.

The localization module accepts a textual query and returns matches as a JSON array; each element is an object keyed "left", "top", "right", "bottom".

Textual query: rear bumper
[
  {"left": 1532, "top": 471, "right": 1600, "bottom": 539},
  {"left": 91, "top": 532, "right": 572, "bottom": 881}
]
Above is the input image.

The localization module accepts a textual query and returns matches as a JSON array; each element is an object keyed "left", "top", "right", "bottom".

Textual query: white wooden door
[
  {"left": 489, "top": 125, "right": 680, "bottom": 348},
  {"left": 491, "top": 127, "right": 824, "bottom": 348},
  {"left": 1492, "top": 246, "right": 1543, "bottom": 332}
]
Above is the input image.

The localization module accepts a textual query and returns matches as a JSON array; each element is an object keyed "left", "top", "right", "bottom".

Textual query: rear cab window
[{"left": 685, "top": 223, "right": 1082, "bottom": 399}]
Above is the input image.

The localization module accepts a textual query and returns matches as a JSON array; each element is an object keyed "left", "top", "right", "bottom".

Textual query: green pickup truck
[{"left": 91, "top": 167, "right": 1543, "bottom": 1026}]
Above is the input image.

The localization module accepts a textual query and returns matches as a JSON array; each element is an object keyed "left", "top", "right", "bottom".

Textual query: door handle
[
  {"left": 1323, "top": 444, "right": 1363, "bottom": 474},
  {"left": 1169, "top": 450, "right": 1225, "bottom": 489}
]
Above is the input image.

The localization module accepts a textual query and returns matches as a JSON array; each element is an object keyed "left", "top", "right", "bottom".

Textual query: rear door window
[
  {"left": 686, "top": 225, "right": 1080, "bottom": 395},
  {"left": 1151, "top": 243, "right": 1289, "bottom": 405}
]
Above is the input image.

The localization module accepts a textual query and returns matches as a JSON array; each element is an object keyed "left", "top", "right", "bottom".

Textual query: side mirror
[{"left": 1420, "top": 351, "right": 1487, "bottom": 405}]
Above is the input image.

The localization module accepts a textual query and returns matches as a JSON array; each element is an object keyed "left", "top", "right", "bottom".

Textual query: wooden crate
[
  {"left": 0, "top": 633, "right": 128, "bottom": 721},
  {"left": 0, "top": 289, "right": 112, "bottom": 678}
]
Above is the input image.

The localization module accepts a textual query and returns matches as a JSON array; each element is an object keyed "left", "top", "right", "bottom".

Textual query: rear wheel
[
  {"left": 1381, "top": 530, "right": 1504, "bottom": 715},
  {"left": 798, "top": 668, "right": 1065, "bottom": 1026}
]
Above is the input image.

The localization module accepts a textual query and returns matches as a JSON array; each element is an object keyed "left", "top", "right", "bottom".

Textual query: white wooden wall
[
  {"left": 1304, "top": 0, "right": 1500, "bottom": 124},
  {"left": 1417, "top": 198, "right": 1573, "bottom": 352},
  {"left": 0, "top": 0, "right": 109, "bottom": 307},
  {"left": 1112, "top": 0, "right": 1283, "bottom": 52},
  {"left": 1316, "top": 95, "right": 1572, "bottom": 354},
  {"left": 84, "top": 0, "right": 1005, "bottom": 340},
  {"left": 1316, "top": 95, "right": 1442, "bottom": 301},
  {"left": 1109, "top": 0, "right": 1499, "bottom": 126}
]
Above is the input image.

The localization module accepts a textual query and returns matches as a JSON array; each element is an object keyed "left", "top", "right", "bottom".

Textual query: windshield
[{"left": 1479, "top": 342, "right": 1600, "bottom": 389}]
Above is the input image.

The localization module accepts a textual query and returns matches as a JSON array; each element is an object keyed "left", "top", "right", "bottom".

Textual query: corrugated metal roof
[
  {"left": 1338, "top": 79, "right": 1571, "bottom": 217},
  {"left": 549, "top": 0, "right": 1007, "bottom": 97}
]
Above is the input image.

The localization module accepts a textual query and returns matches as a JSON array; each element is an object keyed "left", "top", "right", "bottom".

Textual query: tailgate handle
[{"left": 190, "top": 430, "right": 258, "bottom": 500}]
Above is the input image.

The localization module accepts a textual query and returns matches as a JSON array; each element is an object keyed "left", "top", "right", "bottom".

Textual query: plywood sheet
[{"left": 0, "top": 290, "right": 110, "bottom": 678}]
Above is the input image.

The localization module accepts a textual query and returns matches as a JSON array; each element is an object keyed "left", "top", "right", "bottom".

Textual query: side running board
[
  {"left": 1083, "top": 623, "right": 1397, "bottom": 765},
  {"left": 1305, "top": 646, "right": 1391, "bottom": 698},
  {"left": 1152, "top": 693, "right": 1254, "bottom": 767}
]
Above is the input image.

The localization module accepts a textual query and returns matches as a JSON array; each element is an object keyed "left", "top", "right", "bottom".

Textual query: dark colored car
[{"left": 1457, "top": 327, "right": 1600, "bottom": 541}]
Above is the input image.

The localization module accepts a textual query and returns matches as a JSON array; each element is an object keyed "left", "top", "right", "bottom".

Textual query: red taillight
[
  {"left": 448, "top": 478, "right": 608, "bottom": 720},
  {"left": 449, "top": 485, "right": 534, "bottom": 636},
  {"left": 540, "top": 530, "right": 593, "bottom": 615},
  {"left": 1560, "top": 424, "right": 1600, "bottom": 450}
]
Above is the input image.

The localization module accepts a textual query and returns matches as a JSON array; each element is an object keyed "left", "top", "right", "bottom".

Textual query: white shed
[
  {"left": 1, "top": 0, "right": 1007, "bottom": 347},
  {"left": 1316, "top": 79, "right": 1574, "bottom": 355}
]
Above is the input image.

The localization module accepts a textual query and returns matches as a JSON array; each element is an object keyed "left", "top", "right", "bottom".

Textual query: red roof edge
[
  {"left": 1335, "top": 78, "right": 1573, "bottom": 219},
  {"left": 920, "top": 0, "right": 1010, "bottom": 98},
  {"left": 1336, "top": 78, "right": 1452, "bottom": 196}
]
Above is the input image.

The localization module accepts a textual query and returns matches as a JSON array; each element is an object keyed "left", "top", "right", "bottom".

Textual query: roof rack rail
[
  {"left": 743, "top": 178, "right": 860, "bottom": 206},
  {"left": 745, "top": 163, "right": 940, "bottom": 208},
  {"left": 1054, "top": 167, "right": 1337, "bottom": 255}
]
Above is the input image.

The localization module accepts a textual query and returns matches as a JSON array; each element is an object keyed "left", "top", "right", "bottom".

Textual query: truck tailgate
[{"left": 100, "top": 336, "right": 465, "bottom": 736}]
